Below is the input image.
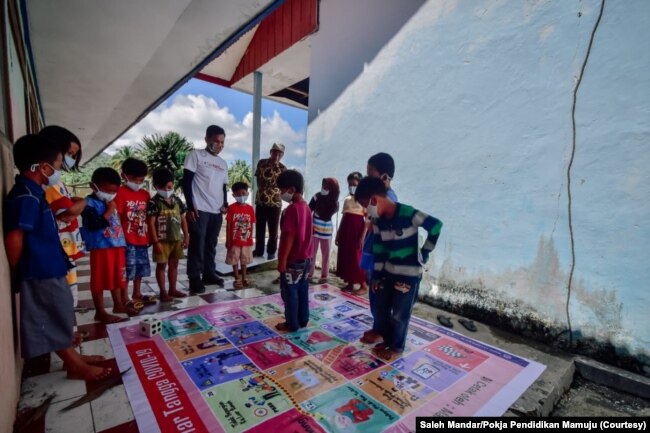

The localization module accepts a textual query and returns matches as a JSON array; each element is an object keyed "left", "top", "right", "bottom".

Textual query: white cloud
[{"left": 109, "top": 94, "right": 306, "bottom": 170}]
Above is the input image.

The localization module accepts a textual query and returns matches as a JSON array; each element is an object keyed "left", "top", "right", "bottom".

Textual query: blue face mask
[
  {"left": 235, "top": 195, "right": 248, "bottom": 204},
  {"left": 157, "top": 189, "right": 173, "bottom": 199},
  {"left": 64, "top": 155, "right": 76, "bottom": 170}
]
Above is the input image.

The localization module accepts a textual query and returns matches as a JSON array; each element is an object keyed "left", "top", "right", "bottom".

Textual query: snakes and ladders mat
[{"left": 108, "top": 285, "right": 545, "bottom": 433}]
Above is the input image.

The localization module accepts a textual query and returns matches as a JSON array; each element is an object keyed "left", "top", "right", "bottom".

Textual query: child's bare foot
[
  {"left": 94, "top": 313, "right": 127, "bottom": 324},
  {"left": 66, "top": 364, "right": 113, "bottom": 381},
  {"left": 80, "top": 354, "right": 106, "bottom": 364},
  {"left": 160, "top": 294, "right": 174, "bottom": 302},
  {"left": 360, "top": 329, "right": 383, "bottom": 344},
  {"left": 371, "top": 346, "right": 400, "bottom": 361},
  {"left": 169, "top": 290, "right": 187, "bottom": 298},
  {"left": 341, "top": 284, "right": 353, "bottom": 293}
]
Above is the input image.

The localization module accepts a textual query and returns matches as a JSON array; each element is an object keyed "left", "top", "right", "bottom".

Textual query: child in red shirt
[
  {"left": 275, "top": 170, "right": 313, "bottom": 332},
  {"left": 226, "top": 182, "right": 256, "bottom": 288},
  {"left": 115, "top": 158, "right": 151, "bottom": 309}
]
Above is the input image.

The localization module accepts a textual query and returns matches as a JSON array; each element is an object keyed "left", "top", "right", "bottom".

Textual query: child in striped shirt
[
  {"left": 308, "top": 177, "right": 339, "bottom": 283},
  {"left": 354, "top": 176, "right": 443, "bottom": 361}
]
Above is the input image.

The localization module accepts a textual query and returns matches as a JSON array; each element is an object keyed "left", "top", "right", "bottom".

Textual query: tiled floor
[{"left": 15, "top": 244, "right": 275, "bottom": 433}]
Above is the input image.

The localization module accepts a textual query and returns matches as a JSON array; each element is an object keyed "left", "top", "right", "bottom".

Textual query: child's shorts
[
  {"left": 90, "top": 247, "right": 127, "bottom": 293},
  {"left": 153, "top": 240, "right": 184, "bottom": 264},
  {"left": 125, "top": 244, "right": 151, "bottom": 280},
  {"left": 226, "top": 246, "right": 253, "bottom": 266},
  {"left": 20, "top": 276, "right": 74, "bottom": 358}
]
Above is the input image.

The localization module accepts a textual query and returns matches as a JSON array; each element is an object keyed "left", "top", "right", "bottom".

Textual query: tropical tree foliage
[
  {"left": 139, "top": 132, "right": 194, "bottom": 189},
  {"left": 109, "top": 145, "right": 142, "bottom": 170},
  {"left": 228, "top": 159, "right": 252, "bottom": 187}
]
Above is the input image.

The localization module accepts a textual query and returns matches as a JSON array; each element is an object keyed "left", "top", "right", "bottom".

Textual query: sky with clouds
[{"left": 109, "top": 79, "right": 308, "bottom": 171}]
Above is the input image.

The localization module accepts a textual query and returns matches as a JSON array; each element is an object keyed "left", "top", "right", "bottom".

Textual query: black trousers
[
  {"left": 187, "top": 210, "right": 223, "bottom": 279},
  {"left": 254, "top": 204, "right": 281, "bottom": 256}
]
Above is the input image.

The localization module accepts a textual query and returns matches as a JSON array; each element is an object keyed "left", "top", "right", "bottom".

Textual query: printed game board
[{"left": 108, "top": 285, "right": 545, "bottom": 433}]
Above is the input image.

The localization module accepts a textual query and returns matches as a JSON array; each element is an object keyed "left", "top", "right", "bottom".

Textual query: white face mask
[
  {"left": 367, "top": 203, "right": 380, "bottom": 219},
  {"left": 96, "top": 190, "right": 117, "bottom": 202},
  {"left": 320, "top": 188, "right": 329, "bottom": 196},
  {"left": 157, "top": 189, "right": 173, "bottom": 199},
  {"left": 64, "top": 155, "right": 76, "bottom": 170},
  {"left": 349, "top": 186, "right": 357, "bottom": 195},
  {"left": 281, "top": 191, "right": 293, "bottom": 203},
  {"left": 44, "top": 164, "right": 61, "bottom": 186},
  {"left": 235, "top": 195, "right": 248, "bottom": 204},
  {"left": 123, "top": 175, "right": 144, "bottom": 192}
]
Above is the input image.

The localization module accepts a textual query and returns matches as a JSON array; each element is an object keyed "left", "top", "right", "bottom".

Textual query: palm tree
[
  {"left": 110, "top": 146, "right": 141, "bottom": 170},
  {"left": 139, "top": 132, "right": 194, "bottom": 189},
  {"left": 228, "top": 159, "right": 252, "bottom": 187}
]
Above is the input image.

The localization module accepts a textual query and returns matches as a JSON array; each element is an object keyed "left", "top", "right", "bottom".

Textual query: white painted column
[{"left": 252, "top": 71, "right": 262, "bottom": 201}]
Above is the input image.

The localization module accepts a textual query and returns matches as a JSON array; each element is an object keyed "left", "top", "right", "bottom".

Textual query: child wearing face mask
[
  {"left": 335, "top": 172, "right": 368, "bottom": 294},
  {"left": 5, "top": 135, "right": 111, "bottom": 381},
  {"left": 80, "top": 167, "right": 128, "bottom": 323},
  {"left": 225, "top": 182, "right": 256, "bottom": 288},
  {"left": 115, "top": 158, "right": 152, "bottom": 306},
  {"left": 354, "top": 176, "right": 442, "bottom": 361},
  {"left": 147, "top": 168, "right": 189, "bottom": 301},
  {"left": 308, "top": 177, "right": 340, "bottom": 284}
]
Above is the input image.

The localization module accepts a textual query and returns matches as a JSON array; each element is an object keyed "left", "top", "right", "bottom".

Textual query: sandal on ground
[
  {"left": 125, "top": 300, "right": 144, "bottom": 316},
  {"left": 242, "top": 278, "right": 251, "bottom": 287},
  {"left": 134, "top": 294, "right": 157, "bottom": 305},
  {"left": 94, "top": 314, "right": 128, "bottom": 324},
  {"left": 233, "top": 279, "right": 244, "bottom": 289},
  {"left": 360, "top": 329, "right": 383, "bottom": 344},
  {"left": 371, "top": 346, "right": 401, "bottom": 361},
  {"left": 437, "top": 315, "right": 453, "bottom": 328},
  {"left": 458, "top": 318, "right": 477, "bottom": 332}
]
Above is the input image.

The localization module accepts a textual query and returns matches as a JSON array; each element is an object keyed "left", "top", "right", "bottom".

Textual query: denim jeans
[
  {"left": 280, "top": 259, "right": 311, "bottom": 331},
  {"left": 187, "top": 210, "right": 223, "bottom": 279},
  {"left": 375, "top": 276, "right": 421, "bottom": 351}
]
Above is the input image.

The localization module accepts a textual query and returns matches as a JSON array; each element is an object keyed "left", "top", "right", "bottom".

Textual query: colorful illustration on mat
[
  {"left": 301, "top": 385, "right": 399, "bottom": 433},
  {"left": 240, "top": 336, "right": 308, "bottom": 369},
  {"left": 107, "top": 287, "right": 546, "bottom": 433},
  {"left": 167, "top": 329, "right": 232, "bottom": 361},
  {"left": 286, "top": 328, "right": 347, "bottom": 354},
  {"left": 182, "top": 347, "right": 255, "bottom": 390},
  {"left": 161, "top": 315, "right": 213, "bottom": 339}
]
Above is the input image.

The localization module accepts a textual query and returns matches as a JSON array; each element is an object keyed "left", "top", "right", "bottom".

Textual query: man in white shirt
[{"left": 183, "top": 125, "right": 229, "bottom": 293}]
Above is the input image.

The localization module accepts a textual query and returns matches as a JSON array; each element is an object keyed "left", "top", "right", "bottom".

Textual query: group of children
[
  {"left": 4, "top": 126, "right": 442, "bottom": 381},
  {"left": 276, "top": 152, "right": 444, "bottom": 361}
]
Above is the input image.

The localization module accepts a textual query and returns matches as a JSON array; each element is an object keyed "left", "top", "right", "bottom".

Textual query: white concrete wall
[{"left": 307, "top": 0, "right": 650, "bottom": 359}]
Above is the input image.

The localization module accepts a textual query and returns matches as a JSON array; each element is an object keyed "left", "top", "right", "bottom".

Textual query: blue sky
[{"left": 111, "top": 78, "right": 308, "bottom": 171}]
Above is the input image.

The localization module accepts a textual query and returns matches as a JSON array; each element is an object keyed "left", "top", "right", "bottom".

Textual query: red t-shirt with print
[
  {"left": 115, "top": 185, "right": 150, "bottom": 246},
  {"left": 226, "top": 203, "right": 256, "bottom": 247}
]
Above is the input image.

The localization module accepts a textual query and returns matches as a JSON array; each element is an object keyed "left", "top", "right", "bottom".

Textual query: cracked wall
[{"left": 306, "top": 0, "right": 650, "bottom": 368}]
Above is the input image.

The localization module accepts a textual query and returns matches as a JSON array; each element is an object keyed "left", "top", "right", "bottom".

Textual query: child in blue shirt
[
  {"left": 81, "top": 167, "right": 130, "bottom": 323},
  {"left": 3, "top": 134, "right": 110, "bottom": 380}
]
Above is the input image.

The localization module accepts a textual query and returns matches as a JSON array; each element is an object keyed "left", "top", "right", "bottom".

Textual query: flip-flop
[
  {"left": 134, "top": 294, "right": 157, "bottom": 305},
  {"left": 437, "top": 315, "right": 453, "bottom": 328},
  {"left": 458, "top": 318, "right": 477, "bottom": 332}
]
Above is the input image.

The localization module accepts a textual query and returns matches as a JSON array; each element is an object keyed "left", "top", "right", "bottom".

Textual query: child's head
[
  {"left": 367, "top": 152, "right": 395, "bottom": 187},
  {"left": 346, "top": 171, "right": 363, "bottom": 194},
  {"left": 13, "top": 134, "right": 63, "bottom": 186},
  {"left": 320, "top": 177, "right": 340, "bottom": 200},
  {"left": 121, "top": 157, "right": 148, "bottom": 191},
  {"left": 38, "top": 125, "right": 82, "bottom": 171},
  {"left": 205, "top": 125, "right": 225, "bottom": 155},
  {"left": 354, "top": 176, "right": 390, "bottom": 218},
  {"left": 152, "top": 168, "right": 175, "bottom": 198},
  {"left": 91, "top": 167, "right": 121, "bottom": 202},
  {"left": 231, "top": 182, "right": 249, "bottom": 203},
  {"left": 276, "top": 169, "right": 304, "bottom": 202}
]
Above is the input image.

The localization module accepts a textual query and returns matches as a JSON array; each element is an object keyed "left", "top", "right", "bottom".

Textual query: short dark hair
[
  {"left": 13, "top": 134, "right": 62, "bottom": 172},
  {"left": 368, "top": 152, "right": 395, "bottom": 179},
  {"left": 277, "top": 169, "right": 304, "bottom": 194},
  {"left": 206, "top": 125, "right": 225, "bottom": 138},
  {"left": 38, "top": 125, "right": 82, "bottom": 170},
  {"left": 354, "top": 176, "right": 387, "bottom": 202},
  {"left": 347, "top": 171, "right": 363, "bottom": 182},
  {"left": 91, "top": 167, "right": 121, "bottom": 187},
  {"left": 231, "top": 182, "right": 249, "bottom": 192},
  {"left": 152, "top": 168, "right": 174, "bottom": 188},
  {"left": 121, "top": 157, "right": 148, "bottom": 177}
]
